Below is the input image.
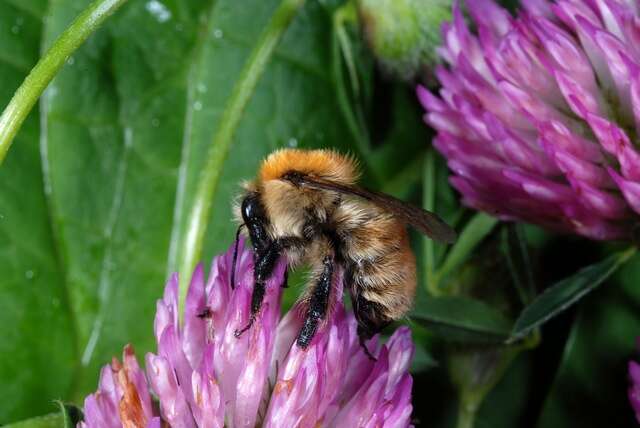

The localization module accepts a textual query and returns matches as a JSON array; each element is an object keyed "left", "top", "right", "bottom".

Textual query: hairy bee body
[{"left": 236, "top": 149, "right": 449, "bottom": 350}]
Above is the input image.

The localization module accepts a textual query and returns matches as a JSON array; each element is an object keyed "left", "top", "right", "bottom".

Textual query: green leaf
[
  {"left": 510, "top": 248, "right": 636, "bottom": 341},
  {"left": 537, "top": 254, "right": 640, "bottom": 427},
  {"left": 2, "top": 0, "right": 353, "bottom": 421},
  {"left": 0, "top": 0, "right": 128, "bottom": 164},
  {"left": 0, "top": 1, "right": 76, "bottom": 423},
  {"left": 4, "top": 413, "right": 64, "bottom": 428},
  {"left": 38, "top": 0, "right": 211, "bottom": 403},
  {"left": 411, "top": 296, "right": 512, "bottom": 343}
]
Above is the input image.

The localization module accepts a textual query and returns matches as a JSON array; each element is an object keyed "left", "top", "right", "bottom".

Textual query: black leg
[
  {"left": 253, "top": 243, "right": 281, "bottom": 286},
  {"left": 235, "top": 192, "right": 279, "bottom": 338},
  {"left": 234, "top": 242, "right": 281, "bottom": 338},
  {"left": 352, "top": 293, "right": 391, "bottom": 340},
  {"left": 296, "top": 255, "right": 334, "bottom": 349},
  {"left": 353, "top": 294, "right": 391, "bottom": 361},
  {"left": 230, "top": 224, "right": 245, "bottom": 290},
  {"left": 241, "top": 193, "right": 271, "bottom": 254}
]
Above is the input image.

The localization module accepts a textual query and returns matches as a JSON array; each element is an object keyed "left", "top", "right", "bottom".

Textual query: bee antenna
[{"left": 230, "top": 224, "right": 245, "bottom": 290}]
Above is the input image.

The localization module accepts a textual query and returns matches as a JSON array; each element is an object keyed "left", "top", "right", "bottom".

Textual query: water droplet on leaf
[{"left": 145, "top": 0, "right": 172, "bottom": 23}]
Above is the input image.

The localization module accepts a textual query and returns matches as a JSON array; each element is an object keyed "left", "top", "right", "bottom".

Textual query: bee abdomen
[{"left": 344, "top": 231, "right": 416, "bottom": 320}]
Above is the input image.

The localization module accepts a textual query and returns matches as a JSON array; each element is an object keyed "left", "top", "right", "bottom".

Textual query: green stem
[
  {"left": 332, "top": 1, "right": 370, "bottom": 156},
  {"left": 454, "top": 348, "right": 518, "bottom": 428},
  {"left": 0, "top": 0, "right": 128, "bottom": 165},
  {"left": 435, "top": 212, "right": 498, "bottom": 291},
  {"left": 456, "top": 399, "right": 478, "bottom": 428},
  {"left": 423, "top": 150, "right": 438, "bottom": 295},
  {"left": 178, "top": 0, "right": 306, "bottom": 317}
]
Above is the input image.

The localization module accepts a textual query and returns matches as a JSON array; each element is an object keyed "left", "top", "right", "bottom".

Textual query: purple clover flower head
[
  {"left": 419, "top": 0, "right": 640, "bottom": 240},
  {"left": 80, "top": 241, "right": 415, "bottom": 427}
]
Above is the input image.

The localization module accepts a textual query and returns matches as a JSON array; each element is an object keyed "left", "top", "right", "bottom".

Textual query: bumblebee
[{"left": 233, "top": 149, "right": 456, "bottom": 354}]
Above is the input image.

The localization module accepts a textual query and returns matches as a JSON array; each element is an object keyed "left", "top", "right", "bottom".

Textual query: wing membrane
[{"left": 283, "top": 173, "right": 457, "bottom": 244}]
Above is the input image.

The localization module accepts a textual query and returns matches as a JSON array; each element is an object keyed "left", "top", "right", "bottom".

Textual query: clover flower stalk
[
  {"left": 420, "top": 0, "right": 640, "bottom": 240},
  {"left": 79, "top": 241, "right": 415, "bottom": 427}
]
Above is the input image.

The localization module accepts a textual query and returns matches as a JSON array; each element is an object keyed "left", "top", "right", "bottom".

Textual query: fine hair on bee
[{"left": 226, "top": 148, "right": 456, "bottom": 357}]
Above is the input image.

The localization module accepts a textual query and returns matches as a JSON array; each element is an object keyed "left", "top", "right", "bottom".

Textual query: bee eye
[{"left": 241, "top": 193, "right": 264, "bottom": 223}]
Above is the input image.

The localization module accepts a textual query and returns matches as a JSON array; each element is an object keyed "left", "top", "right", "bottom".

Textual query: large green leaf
[
  {"left": 0, "top": 0, "right": 76, "bottom": 423},
  {"left": 510, "top": 248, "right": 636, "bottom": 341},
  {"left": 39, "top": 0, "right": 210, "bottom": 404},
  {"left": 2, "top": 0, "right": 354, "bottom": 421}
]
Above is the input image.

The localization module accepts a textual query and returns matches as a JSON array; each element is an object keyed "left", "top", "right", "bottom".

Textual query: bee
[{"left": 233, "top": 149, "right": 456, "bottom": 355}]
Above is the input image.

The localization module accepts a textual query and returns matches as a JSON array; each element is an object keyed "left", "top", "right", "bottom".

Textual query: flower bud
[{"left": 357, "top": 0, "right": 451, "bottom": 79}]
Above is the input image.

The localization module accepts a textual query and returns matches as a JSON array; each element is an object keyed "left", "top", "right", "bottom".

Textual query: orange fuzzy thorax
[{"left": 258, "top": 149, "right": 359, "bottom": 184}]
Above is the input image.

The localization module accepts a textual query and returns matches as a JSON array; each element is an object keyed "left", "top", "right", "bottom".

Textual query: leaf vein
[{"left": 80, "top": 126, "right": 133, "bottom": 366}]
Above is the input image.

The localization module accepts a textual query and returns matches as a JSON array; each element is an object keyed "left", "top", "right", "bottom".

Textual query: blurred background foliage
[{"left": 2, "top": 0, "right": 640, "bottom": 427}]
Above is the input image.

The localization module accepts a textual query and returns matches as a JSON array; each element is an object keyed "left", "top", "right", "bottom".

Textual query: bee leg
[
  {"left": 235, "top": 192, "right": 283, "bottom": 337},
  {"left": 296, "top": 255, "right": 334, "bottom": 349},
  {"left": 234, "top": 242, "right": 281, "bottom": 338},
  {"left": 359, "top": 336, "right": 377, "bottom": 361},
  {"left": 229, "top": 224, "right": 245, "bottom": 289},
  {"left": 241, "top": 192, "right": 271, "bottom": 253},
  {"left": 351, "top": 292, "right": 392, "bottom": 361}
]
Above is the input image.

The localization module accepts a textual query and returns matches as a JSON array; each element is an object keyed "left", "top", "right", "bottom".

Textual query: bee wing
[{"left": 282, "top": 173, "right": 457, "bottom": 244}]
